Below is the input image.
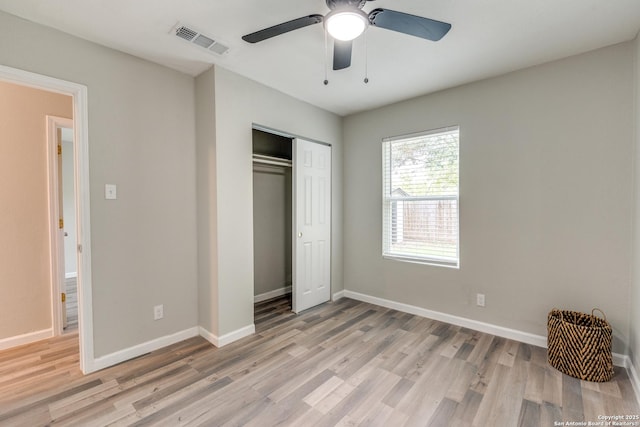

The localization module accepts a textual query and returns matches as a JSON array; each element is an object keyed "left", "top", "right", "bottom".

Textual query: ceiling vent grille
[
  {"left": 176, "top": 26, "right": 198, "bottom": 42},
  {"left": 173, "top": 24, "right": 229, "bottom": 56}
]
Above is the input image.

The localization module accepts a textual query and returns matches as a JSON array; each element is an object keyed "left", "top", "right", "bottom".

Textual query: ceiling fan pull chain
[
  {"left": 323, "top": 29, "right": 329, "bottom": 85},
  {"left": 364, "top": 30, "right": 369, "bottom": 84}
]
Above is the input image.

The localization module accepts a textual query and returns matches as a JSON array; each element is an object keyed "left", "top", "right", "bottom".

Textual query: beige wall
[
  {"left": 0, "top": 81, "right": 72, "bottom": 339},
  {"left": 0, "top": 11, "right": 198, "bottom": 357},
  {"left": 343, "top": 42, "right": 635, "bottom": 352},
  {"left": 198, "top": 66, "right": 343, "bottom": 337}
]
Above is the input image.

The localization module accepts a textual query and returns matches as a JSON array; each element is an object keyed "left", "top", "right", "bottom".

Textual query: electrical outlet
[
  {"left": 476, "top": 293, "right": 485, "bottom": 307},
  {"left": 105, "top": 184, "right": 117, "bottom": 200},
  {"left": 153, "top": 304, "right": 164, "bottom": 320}
]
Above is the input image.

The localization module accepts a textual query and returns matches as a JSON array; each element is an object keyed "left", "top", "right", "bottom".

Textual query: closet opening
[{"left": 252, "top": 129, "right": 293, "bottom": 311}]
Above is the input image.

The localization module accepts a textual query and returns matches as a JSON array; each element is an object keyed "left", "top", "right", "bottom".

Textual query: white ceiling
[{"left": 1, "top": 0, "right": 639, "bottom": 116}]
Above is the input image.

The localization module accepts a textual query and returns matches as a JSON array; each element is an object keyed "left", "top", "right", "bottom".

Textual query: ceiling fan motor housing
[{"left": 326, "top": 0, "right": 368, "bottom": 11}]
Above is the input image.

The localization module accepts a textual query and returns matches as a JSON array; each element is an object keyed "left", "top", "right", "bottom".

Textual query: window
[{"left": 382, "top": 126, "right": 460, "bottom": 268}]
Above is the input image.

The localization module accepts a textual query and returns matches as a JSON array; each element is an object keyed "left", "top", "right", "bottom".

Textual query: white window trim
[{"left": 382, "top": 126, "right": 460, "bottom": 269}]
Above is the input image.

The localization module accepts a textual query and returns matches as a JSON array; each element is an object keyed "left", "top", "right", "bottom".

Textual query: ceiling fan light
[{"left": 325, "top": 10, "right": 368, "bottom": 41}]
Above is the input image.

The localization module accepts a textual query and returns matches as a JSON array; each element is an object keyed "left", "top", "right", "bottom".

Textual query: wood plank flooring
[
  {"left": 63, "top": 277, "right": 78, "bottom": 333},
  {"left": 0, "top": 296, "right": 638, "bottom": 426}
]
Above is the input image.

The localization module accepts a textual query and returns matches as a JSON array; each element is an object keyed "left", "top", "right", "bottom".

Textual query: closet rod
[{"left": 252, "top": 154, "right": 292, "bottom": 168}]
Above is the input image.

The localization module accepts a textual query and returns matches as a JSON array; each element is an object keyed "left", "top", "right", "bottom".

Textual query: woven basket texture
[{"left": 547, "top": 309, "right": 613, "bottom": 382}]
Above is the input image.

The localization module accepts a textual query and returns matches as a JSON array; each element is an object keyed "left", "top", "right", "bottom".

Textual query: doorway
[
  {"left": 252, "top": 129, "right": 293, "bottom": 310},
  {"left": 251, "top": 127, "right": 332, "bottom": 315},
  {"left": 0, "top": 64, "right": 94, "bottom": 374},
  {"left": 47, "top": 118, "right": 78, "bottom": 334},
  {"left": 61, "top": 127, "right": 78, "bottom": 332}
]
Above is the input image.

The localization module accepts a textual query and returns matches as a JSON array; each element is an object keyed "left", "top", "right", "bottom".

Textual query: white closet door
[{"left": 293, "top": 138, "right": 331, "bottom": 313}]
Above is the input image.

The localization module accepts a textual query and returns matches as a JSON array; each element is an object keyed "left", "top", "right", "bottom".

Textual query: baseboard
[
  {"left": 90, "top": 327, "right": 199, "bottom": 372},
  {"left": 254, "top": 286, "right": 291, "bottom": 303},
  {"left": 65, "top": 272, "right": 78, "bottom": 279},
  {"left": 612, "top": 353, "right": 628, "bottom": 369},
  {"left": 343, "top": 290, "right": 628, "bottom": 367},
  {"left": 199, "top": 324, "right": 255, "bottom": 348},
  {"left": 628, "top": 357, "right": 640, "bottom": 409},
  {"left": 0, "top": 328, "right": 53, "bottom": 351},
  {"left": 344, "top": 290, "right": 548, "bottom": 348},
  {"left": 332, "top": 290, "right": 345, "bottom": 301}
]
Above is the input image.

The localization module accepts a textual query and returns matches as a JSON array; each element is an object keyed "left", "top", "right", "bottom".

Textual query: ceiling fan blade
[
  {"left": 368, "top": 8, "right": 451, "bottom": 41},
  {"left": 242, "top": 14, "right": 323, "bottom": 43},
  {"left": 333, "top": 40, "right": 352, "bottom": 70}
]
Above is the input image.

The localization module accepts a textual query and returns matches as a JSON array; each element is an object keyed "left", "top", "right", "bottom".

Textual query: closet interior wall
[{"left": 252, "top": 129, "right": 293, "bottom": 303}]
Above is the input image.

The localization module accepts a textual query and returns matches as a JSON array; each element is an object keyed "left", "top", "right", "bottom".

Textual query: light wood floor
[
  {"left": 64, "top": 277, "right": 78, "bottom": 333},
  {"left": 0, "top": 296, "right": 638, "bottom": 426}
]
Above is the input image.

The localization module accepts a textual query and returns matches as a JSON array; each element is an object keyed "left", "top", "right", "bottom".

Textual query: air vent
[
  {"left": 209, "top": 43, "right": 229, "bottom": 55},
  {"left": 173, "top": 24, "right": 229, "bottom": 56},
  {"left": 194, "top": 34, "right": 214, "bottom": 48},
  {"left": 176, "top": 26, "right": 198, "bottom": 42}
]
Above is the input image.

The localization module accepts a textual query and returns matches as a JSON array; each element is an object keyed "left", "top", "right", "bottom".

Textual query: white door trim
[
  {"left": 46, "top": 115, "right": 73, "bottom": 337},
  {"left": 0, "top": 64, "right": 95, "bottom": 374}
]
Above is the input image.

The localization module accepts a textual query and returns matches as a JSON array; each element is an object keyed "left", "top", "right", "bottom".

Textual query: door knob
[{"left": 298, "top": 232, "right": 303, "bottom": 238}]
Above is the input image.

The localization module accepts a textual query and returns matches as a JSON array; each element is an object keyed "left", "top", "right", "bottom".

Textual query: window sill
[{"left": 382, "top": 254, "right": 459, "bottom": 269}]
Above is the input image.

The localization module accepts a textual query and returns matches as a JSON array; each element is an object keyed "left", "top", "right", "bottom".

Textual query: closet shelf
[{"left": 252, "top": 154, "right": 292, "bottom": 168}]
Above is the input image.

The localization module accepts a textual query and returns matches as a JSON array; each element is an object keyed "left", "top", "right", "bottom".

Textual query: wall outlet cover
[
  {"left": 153, "top": 304, "right": 164, "bottom": 320},
  {"left": 105, "top": 184, "right": 117, "bottom": 200}
]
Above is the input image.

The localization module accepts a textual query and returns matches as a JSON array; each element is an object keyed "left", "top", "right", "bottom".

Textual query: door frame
[
  {"left": 46, "top": 115, "right": 73, "bottom": 336},
  {"left": 0, "top": 64, "right": 95, "bottom": 374},
  {"left": 251, "top": 124, "right": 333, "bottom": 314}
]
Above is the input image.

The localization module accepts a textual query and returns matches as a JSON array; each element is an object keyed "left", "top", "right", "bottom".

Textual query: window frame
[{"left": 382, "top": 126, "right": 460, "bottom": 269}]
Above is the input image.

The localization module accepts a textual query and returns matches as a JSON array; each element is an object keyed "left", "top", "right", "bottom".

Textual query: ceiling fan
[{"left": 242, "top": 0, "right": 452, "bottom": 71}]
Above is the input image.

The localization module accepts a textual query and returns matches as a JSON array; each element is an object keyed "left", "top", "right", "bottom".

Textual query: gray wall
[
  {"left": 199, "top": 66, "right": 343, "bottom": 336},
  {"left": 4, "top": 8, "right": 637, "bottom": 379},
  {"left": 195, "top": 68, "right": 218, "bottom": 336},
  {"left": 253, "top": 164, "right": 292, "bottom": 297},
  {"left": 343, "top": 42, "right": 635, "bottom": 352},
  {"left": 0, "top": 11, "right": 198, "bottom": 357},
  {"left": 252, "top": 130, "right": 293, "bottom": 298},
  {"left": 631, "top": 33, "right": 640, "bottom": 377}
]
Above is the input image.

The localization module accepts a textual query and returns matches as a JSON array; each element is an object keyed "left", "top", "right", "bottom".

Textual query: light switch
[{"left": 105, "top": 184, "right": 117, "bottom": 200}]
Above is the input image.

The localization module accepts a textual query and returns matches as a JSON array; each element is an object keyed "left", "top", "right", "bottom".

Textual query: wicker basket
[{"left": 547, "top": 308, "right": 613, "bottom": 382}]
